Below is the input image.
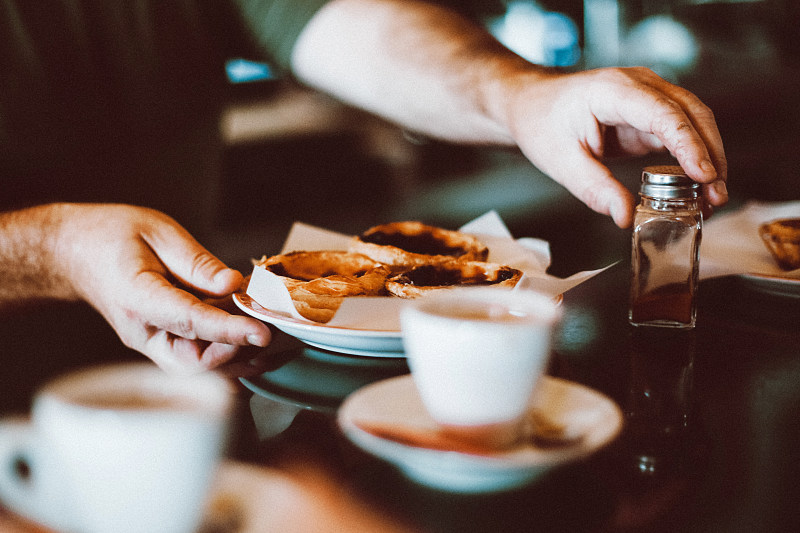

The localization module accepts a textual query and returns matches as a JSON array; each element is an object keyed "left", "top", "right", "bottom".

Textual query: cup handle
[
  {"left": 0, "top": 418, "right": 76, "bottom": 531},
  {"left": 0, "top": 417, "right": 38, "bottom": 519}
]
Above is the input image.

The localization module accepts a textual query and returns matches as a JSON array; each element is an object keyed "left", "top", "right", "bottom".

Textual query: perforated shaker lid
[{"left": 640, "top": 165, "right": 700, "bottom": 199}]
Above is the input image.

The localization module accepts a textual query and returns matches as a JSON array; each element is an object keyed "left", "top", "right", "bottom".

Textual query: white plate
[
  {"left": 739, "top": 272, "right": 800, "bottom": 298},
  {"left": 337, "top": 375, "right": 624, "bottom": 493},
  {"left": 233, "top": 293, "right": 404, "bottom": 358}
]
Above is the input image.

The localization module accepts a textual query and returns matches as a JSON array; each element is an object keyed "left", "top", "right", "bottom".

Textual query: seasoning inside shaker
[{"left": 629, "top": 166, "right": 703, "bottom": 329}]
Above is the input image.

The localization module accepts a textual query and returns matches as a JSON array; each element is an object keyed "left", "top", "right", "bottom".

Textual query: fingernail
[
  {"left": 213, "top": 268, "right": 241, "bottom": 289},
  {"left": 700, "top": 159, "right": 716, "bottom": 176},
  {"left": 213, "top": 268, "right": 234, "bottom": 282},
  {"left": 247, "top": 333, "right": 268, "bottom": 347},
  {"left": 712, "top": 180, "right": 728, "bottom": 198}
]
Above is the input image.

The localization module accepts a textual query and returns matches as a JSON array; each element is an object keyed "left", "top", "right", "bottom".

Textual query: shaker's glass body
[{"left": 629, "top": 196, "right": 702, "bottom": 328}]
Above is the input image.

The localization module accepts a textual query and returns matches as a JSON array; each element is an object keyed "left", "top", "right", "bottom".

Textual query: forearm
[
  {"left": 0, "top": 204, "right": 79, "bottom": 308},
  {"left": 291, "top": 0, "right": 546, "bottom": 144}
]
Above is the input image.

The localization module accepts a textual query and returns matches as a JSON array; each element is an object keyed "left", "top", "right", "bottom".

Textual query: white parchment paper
[
  {"left": 700, "top": 200, "right": 800, "bottom": 280},
  {"left": 246, "top": 211, "right": 615, "bottom": 329}
]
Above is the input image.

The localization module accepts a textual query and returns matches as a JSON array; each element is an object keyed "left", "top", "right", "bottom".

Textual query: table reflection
[
  {"left": 624, "top": 328, "right": 695, "bottom": 478},
  {"left": 242, "top": 342, "right": 408, "bottom": 440},
  {"left": 232, "top": 267, "right": 800, "bottom": 532}
]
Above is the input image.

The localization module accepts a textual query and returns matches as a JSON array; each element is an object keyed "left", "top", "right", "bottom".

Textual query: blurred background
[{"left": 211, "top": 0, "right": 799, "bottom": 278}]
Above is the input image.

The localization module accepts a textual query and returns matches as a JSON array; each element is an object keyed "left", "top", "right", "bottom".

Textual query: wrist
[
  {"left": 51, "top": 203, "right": 100, "bottom": 303},
  {"left": 37, "top": 203, "right": 84, "bottom": 301},
  {"left": 477, "top": 60, "right": 561, "bottom": 144},
  {"left": 0, "top": 203, "right": 82, "bottom": 306}
]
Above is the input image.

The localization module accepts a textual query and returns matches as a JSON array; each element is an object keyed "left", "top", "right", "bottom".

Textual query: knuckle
[
  {"left": 594, "top": 66, "right": 631, "bottom": 85},
  {"left": 651, "top": 98, "right": 687, "bottom": 133},
  {"left": 594, "top": 65, "right": 653, "bottom": 85},
  {"left": 190, "top": 252, "right": 221, "bottom": 281},
  {"left": 693, "top": 101, "right": 715, "bottom": 122},
  {"left": 165, "top": 301, "right": 205, "bottom": 340},
  {"left": 174, "top": 320, "right": 197, "bottom": 340}
]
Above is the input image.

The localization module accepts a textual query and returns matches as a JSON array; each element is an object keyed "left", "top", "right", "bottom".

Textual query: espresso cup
[
  {"left": 400, "top": 288, "right": 561, "bottom": 449},
  {"left": 0, "top": 362, "right": 234, "bottom": 533}
]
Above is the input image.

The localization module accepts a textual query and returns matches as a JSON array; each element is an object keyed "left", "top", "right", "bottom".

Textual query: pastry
[
  {"left": 254, "top": 251, "right": 391, "bottom": 322},
  {"left": 385, "top": 260, "right": 523, "bottom": 298},
  {"left": 758, "top": 218, "right": 800, "bottom": 271},
  {"left": 350, "top": 221, "right": 488, "bottom": 268}
]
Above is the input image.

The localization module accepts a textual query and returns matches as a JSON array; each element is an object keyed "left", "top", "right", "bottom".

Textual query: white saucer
[
  {"left": 233, "top": 293, "right": 404, "bottom": 358},
  {"left": 739, "top": 272, "right": 800, "bottom": 298},
  {"left": 337, "top": 375, "right": 624, "bottom": 493}
]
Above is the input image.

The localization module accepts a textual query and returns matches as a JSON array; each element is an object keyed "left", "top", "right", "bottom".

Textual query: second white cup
[
  {"left": 0, "top": 362, "right": 234, "bottom": 533},
  {"left": 401, "top": 288, "right": 561, "bottom": 449}
]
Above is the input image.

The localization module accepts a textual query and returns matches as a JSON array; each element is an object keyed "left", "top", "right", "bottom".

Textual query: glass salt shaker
[{"left": 629, "top": 165, "right": 703, "bottom": 329}]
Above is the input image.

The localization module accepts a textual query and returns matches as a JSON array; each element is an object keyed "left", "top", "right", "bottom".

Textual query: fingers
[
  {"left": 141, "top": 316, "right": 271, "bottom": 375},
  {"left": 140, "top": 214, "right": 244, "bottom": 297},
  {"left": 703, "top": 179, "right": 729, "bottom": 209},
  {"left": 59, "top": 205, "right": 269, "bottom": 374},
  {"left": 144, "top": 333, "right": 267, "bottom": 375},
  {"left": 646, "top": 82, "right": 728, "bottom": 209},
  {"left": 564, "top": 151, "right": 638, "bottom": 228},
  {"left": 513, "top": 67, "right": 727, "bottom": 227},
  {"left": 594, "top": 68, "right": 728, "bottom": 206},
  {"left": 149, "top": 282, "right": 270, "bottom": 347},
  {"left": 118, "top": 274, "right": 271, "bottom": 371},
  {"left": 651, "top": 79, "right": 727, "bottom": 183},
  {"left": 215, "top": 346, "right": 274, "bottom": 378}
]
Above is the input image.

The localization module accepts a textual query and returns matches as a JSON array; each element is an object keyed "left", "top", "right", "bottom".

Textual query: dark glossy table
[{"left": 234, "top": 263, "right": 800, "bottom": 533}]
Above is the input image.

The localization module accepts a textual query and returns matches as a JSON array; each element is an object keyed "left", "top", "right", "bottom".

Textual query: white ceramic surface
[
  {"left": 234, "top": 292, "right": 404, "bottom": 357},
  {"left": 400, "top": 288, "right": 561, "bottom": 446},
  {"left": 0, "top": 363, "right": 234, "bottom": 533},
  {"left": 738, "top": 272, "right": 800, "bottom": 298},
  {"left": 338, "top": 375, "right": 624, "bottom": 493}
]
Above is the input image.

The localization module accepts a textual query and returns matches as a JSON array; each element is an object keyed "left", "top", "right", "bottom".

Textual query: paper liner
[
  {"left": 700, "top": 200, "right": 800, "bottom": 279},
  {"left": 246, "top": 211, "right": 614, "bottom": 328}
]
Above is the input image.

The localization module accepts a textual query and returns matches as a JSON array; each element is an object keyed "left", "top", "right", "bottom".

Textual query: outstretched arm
[
  {"left": 290, "top": 0, "right": 727, "bottom": 227},
  {"left": 0, "top": 204, "right": 271, "bottom": 374}
]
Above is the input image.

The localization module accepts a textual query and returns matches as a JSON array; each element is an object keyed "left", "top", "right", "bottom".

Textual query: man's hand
[
  {"left": 501, "top": 67, "right": 728, "bottom": 227},
  {"left": 54, "top": 204, "right": 271, "bottom": 374},
  {"left": 292, "top": 0, "right": 727, "bottom": 228}
]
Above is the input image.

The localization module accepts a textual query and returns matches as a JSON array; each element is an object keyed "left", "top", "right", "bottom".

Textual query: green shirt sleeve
[{"left": 233, "top": 0, "right": 331, "bottom": 72}]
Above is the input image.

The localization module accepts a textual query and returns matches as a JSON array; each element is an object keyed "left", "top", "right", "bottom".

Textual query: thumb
[{"left": 142, "top": 217, "right": 243, "bottom": 297}]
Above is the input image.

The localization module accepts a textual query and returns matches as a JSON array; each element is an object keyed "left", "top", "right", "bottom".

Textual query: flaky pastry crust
[
  {"left": 759, "top": 218, "right": 800, "bottom": 271},
  {"left": 349, "top": 221, "right": 488, "bottom": 268},
  {"left": 385, "top": 260, "right": 523, "bottom": 299},
  {"left": 254, "top": 251, "right": 390, "bottom": 322}
]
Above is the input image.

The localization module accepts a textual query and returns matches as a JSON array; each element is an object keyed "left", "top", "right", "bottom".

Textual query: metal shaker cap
[{"left": 640, "top": 165, "right": 700, "bottom": 199}]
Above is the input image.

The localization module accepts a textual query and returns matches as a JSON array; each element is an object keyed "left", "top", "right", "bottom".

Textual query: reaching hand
[
  {"left": 55, "top": 204, "right": 271, "bottom": 374},
  {"left": 291, "top": 0, "right": 728, "bottom": 229},
  {"left": 502, "top": 67, "right": 728, "bottom": 227}
]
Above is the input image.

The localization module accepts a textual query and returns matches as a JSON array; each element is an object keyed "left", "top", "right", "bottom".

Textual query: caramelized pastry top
[
  {"left": 351, "top": 221, "right": 488, "bottom": 267},
  {"left": 385, "top": 260, "right": 522, "bottom": 298},
  {"left": 258, "top": 251, "right": 382, "bottom": 282}
]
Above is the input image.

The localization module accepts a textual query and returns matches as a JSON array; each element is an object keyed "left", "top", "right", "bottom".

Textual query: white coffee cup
[
  {"left": 400, "top": 288, "right": 561, "bottom": 449},
  {"left": 0, "top": 362, "right": 234, "bottom": 533}
]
